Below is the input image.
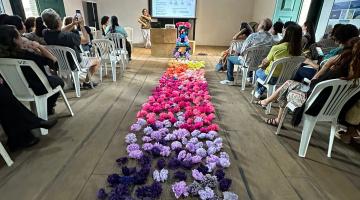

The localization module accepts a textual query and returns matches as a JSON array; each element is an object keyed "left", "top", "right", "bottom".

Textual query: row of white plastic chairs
[
  {"left": 232, "top": 45, "right": 360, "bottom": 158},
  {"left": 0, "top": 33, "right": 130, "bottom": 166}
]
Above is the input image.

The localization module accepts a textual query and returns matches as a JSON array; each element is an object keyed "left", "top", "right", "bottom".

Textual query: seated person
[
  {"left": 255, "top": 37, "right": 360, "bottom": 126},
  {"left": 63, "top": 16, "right": 93, "bottom": 53},
  {"left": 42, "top": 9, "right": 100, "bottom": 89},
  {"left": 24, "top": 17, "right": 36, "bottom": 33},
  {"left": 24, "top": 17, "right": 47, "bottom": 45},
  {"left": 220, "top": 18, "right": 274, "bottom": 85},
  {"left": 215, "top": 22, "right": 253, "bottom": 71},
  {"left": 253, "top": 24, "right": 303, "bottom": 98},
  {"left": 293, "top": 24, "right": 359, "bottom": 82},
  {"left": 0, "top": 25, "right": 63, "bottom": 115},
  {"left": 0, "top": 77, "right": 57, "bottom": 151},
  {"left": 101, "top": 16, "right": 110, "bottom": 37},
  {"left": 105, "top": 16, "right": 132, "bottom": 61},
  {"left": 301, "top": 20, "right": 315, "bottom": 50},
  {"left": 270, "top": 21, "right": 284, "bottom": 43}
]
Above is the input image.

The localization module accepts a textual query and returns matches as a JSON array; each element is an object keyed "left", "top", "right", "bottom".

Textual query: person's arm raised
[{"left": 77, "top": 17, "right": 90, "bottom": 44}]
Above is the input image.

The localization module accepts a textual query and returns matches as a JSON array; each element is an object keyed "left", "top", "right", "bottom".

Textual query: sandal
[
  {"left": 265, "top": 118, "right": 279, "bottom": 127},
  {"left": 255, "top": 100, "right": 267, "bottom": 109}
]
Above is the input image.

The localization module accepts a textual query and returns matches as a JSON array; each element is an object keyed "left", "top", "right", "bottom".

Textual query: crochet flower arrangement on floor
[{"left": 97, "top": 61, "right": 238, "bottom": 200}]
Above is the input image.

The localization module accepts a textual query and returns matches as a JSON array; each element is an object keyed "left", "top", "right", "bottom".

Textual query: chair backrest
[
  {"left": 46, "top": 45, "right": 80, "bottom": 77},
  {"left": 0, "top": 58, "right": 52, "bottom": 101},
  {"left": 92, "top": 39, "right": 116, "bottom": 60},
  {"left": 89, "top": 26, "right": 97, "bottom": 39},
  {"left": 266, "top": 56, "right": 305, "bottom": 85},
  {"left": 243, "top": 45, "right": 272, "bottom": 71},
  {"left": 106, "top": 33, "right": 126, "bottom": 52},
  {"left": 305, "top": 79, "right": 360, "bottom": 121},
  {"left": 229, "top": 40, "right": 244, "bottom": 53}
]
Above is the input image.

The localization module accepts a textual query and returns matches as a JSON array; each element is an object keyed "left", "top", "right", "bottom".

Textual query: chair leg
[
  {"left": 99, "top": 64, "right": 103, "bottom": 82},
  {"left": 276, "top": 107, "right": 288, "bottom": 135},
  {"left": 104, "top": 63, "right": 108, "bottom": 76},
  {"left": 72, "top": 72, "right": 81, "bottom": 98},
  {"left": 234, "top": 65, "right": 239, "bottom": 85},
  {"left": 241, "top": 67, "right": 248, "bottom": 91},
  {"left": 298, "top": 115, "right": 317, "bottom": 157},
  {"left": 328, "top": 120, "right": 337, "bottom": 157},
  {"left": 0, "top": 142, "right": 13, "bottom": 166},
  {"left": 266, "top": 85, "right": 275, "bottom": 115},
  {"left": 250, "top": 82, "right": 257, "bottom": 103},
  {"left": 121, "top": 56, "right": 126, "bottom": 75},
  {"left": 60, "top": 88, "right": 74, "bottom": 116},
  {"left": 34, "top": 96, "right": 48, "bottom": 135},
  {"left": 111, "top": 61, "right": 117, "bottom": 82}
]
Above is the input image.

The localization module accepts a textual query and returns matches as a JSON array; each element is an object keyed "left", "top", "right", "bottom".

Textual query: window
[{"left": 22, "top": 0, "right": 39, "bottom": 18}]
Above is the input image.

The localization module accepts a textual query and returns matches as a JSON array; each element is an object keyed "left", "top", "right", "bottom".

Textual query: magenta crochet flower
[
  {"left": 130, "top": 123, "right": 142, "bottom": 132},
  {"left": 192, "top": 169, "right": 205, "bottom": 181},
  {"left": 125, "top": 133, "right": 137, "bottom": 144},
  {"left": 172, "top": 181, "right": 189, "bottom": 199},
  {"left": 198, "top": 187, "right": 214, "bottom": 200}
]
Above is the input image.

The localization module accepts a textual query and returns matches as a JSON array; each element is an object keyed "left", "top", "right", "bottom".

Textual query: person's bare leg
[
  {"left": 260, "top": 84, "right": 285, "bottom": 106},
  {"left": 85, "top": 60, "right": 100, "bottom": 82}
]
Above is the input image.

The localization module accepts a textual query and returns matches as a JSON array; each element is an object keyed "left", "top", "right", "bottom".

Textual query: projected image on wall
[{"left": 151, "top": 0, "right": 196, "bottom": 18}]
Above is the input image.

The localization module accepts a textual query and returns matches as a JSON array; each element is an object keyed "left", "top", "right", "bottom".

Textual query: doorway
[
  {"left": 273, "top": 0, "right": 303, "bottom": 22},
  {"left": 83, "top": 1, "right": 99, "bottom": 29}
]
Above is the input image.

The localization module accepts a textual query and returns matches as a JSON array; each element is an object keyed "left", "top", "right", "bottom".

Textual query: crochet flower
[
  {"left": 192, "top": 169, "right": 205, "bottom": 181},
  {"left": 201, "top": 174, "right": 218, "bottom": 188},
  {"left": 143, "top": 126, "right": 154, "bottom": 135},
  {"left": 177, "top": 150, "right": 187, "bottom": 160},
  {"left": 191, "top": 130, "right": 201, "bottom": 137},
  {"left": 191, "top": 155, "right": 202, "bottom": 164},
  {"left": 198, "top": 187, "right": 215, "bottom": 200},
  {"left": 215, "top": 169, "right": 225, "bottom": 181},
  {"left": 151, "top": 131, "right": 163, "bottom": 141},
  {"left": 174, "top": 171, "right": 187, "bottom": 181},
  {"left": 137, "top": 118, "right": 147, "bottom": 127},
  {"left": 126, "top": 144, "right": 140, "bottom": 153},
  {"left": 163, "top": 119, "right": 172, "bottom": 128},
  {"left": 188, "top": 181, "right": 202, "bottom": 196},
  {"left": 125, "top": 133, "right": 137, "bottom": 144},
  {"left": 153, "top": 169, "right": 168, "bottom": 182},
  {"left": 172, "top": 181, "right": 189, "bottom": 199},
  {"left": 128, "top": 150, "right": 143, "bottom": 159},
  {"left": 136, "top": 182, "right": 162, "bottom": 199},
  {"left": 142, "top": 143, "right": 153, "bottom": 151},
  {"left": 186, "top": 143, "right": 196, "bottom": 152},
  {"left": 160, "top": 146, "right": 171, "bottom": 157},
  {"left": 97, "top": 188, "right": 107, "bottom": 200},
  {"left": 196, "top": 148, "right": 207, "bottom": 158},
  {"left": 130, "top": 123, "right": 142, "bottom": 132},
  {"left": 223, "top": 192, "right": 239, "bottom": 200},
  {"left": 171, "top": 141, "right": 183, "bottom": 150},
  {"left": 219, "top": 178, "right": 232, "bottom": 191}
]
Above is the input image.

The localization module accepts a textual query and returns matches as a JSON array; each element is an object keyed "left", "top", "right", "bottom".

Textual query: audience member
[
  {"left": 253, "top": 23, "right": 303, "bottom": 98},
  {"left": 138, "top": 8, "right": 152, "bottom": 48},
  {"left": 0, "top": 13, "right": 8, "bottom": 25},
  {"left": 282, "top": 21, "right": 297, "bottom": 35},
  {"left": 101, "top": 16, "right": 110, "bottom": 36},
  {"left": 293, "top": 24, "right": 359, "bottom": 81},
  {"left": 0, "top": 77, "right": 57, "bottom": 151},
  {"left": 301, "top": 20, "right": 315, "bottom": 50},
  {"left": 220, "top": 18, "right": 274, "bottom": 85},
  {"left": 0, "top": 25, "right": 63, "bottom": 115},
  {"left": 24, "top": 17, "right": 47, "bottom": 45},
  {"left": 336, "top": 96, "right": 360, "bottom": 144},
  {"left": 256, "top": 37, "right": 360, "bottom": 127},
  {"left": 105, "top": 16, "right": 132, "bottom": 60},
  {"left": 63, "top": 16, "right": 93, "bottom": 52},
  {"left": 215, "top": 22, "right": 253, "bottom": 71},
  {"left": 270, "top": 21, "right": 284, "bottom": 43},
  {"left": 41, "top": 8, "right": 100, "bottom": 89},
  {"left": 24, "top": 17, "right": 36, "bottom": 33}
]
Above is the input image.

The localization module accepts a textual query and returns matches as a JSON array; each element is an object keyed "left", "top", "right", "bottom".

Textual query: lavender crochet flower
[
  {"left": 192, "top": 169, "right": 205, "bottom": 181},
  {"left": 157, "top": 158, "right": 166, "bottom": 169},
  {"left": 158, "top": 127, "right": 169, "bottom": 135},
  {"left": 174, "top": 171, "right": 187, "bottom": 181},
  {"left": 198, "top": 187, "right": 215, "bottom": 200},
  {"left": 155, "top": 120, "right": 164, "bottom": 129},
  {"left": 182, "top": 137, "right": 188, "bottom": 145},
  {"left": 151, "top": 131, "right": 163, "bottom": 141},
  {"left": 171, "top": 141, "right": 183, "bottom": 150},
  {"left": 137, "top": 118, "right": 147, "bottom": 127},
  {"left": 163, "top": 119, "right": 172, "bottom": 128},
  {"left": 125, "top": 133, "right": 137, "bottom": 144},
  {"left": 191, "top": 155, "right": 202, "bottom": 164},
  {"left": 195, "top": 142, "right": 204, "bottom": 149},
  {"left": 223, "top": 192, "right": 239, "bottom": 200},
  {"left": 188, "top": 181, "right": 202, "bottom": 196},
  {"left": 194, "top": 116, "right": 203, "bottom": 123},
  {"left": 206, "top": 155, "right": 219, "bottom": 164},
  {"left": 143, "top": 126, "right": 154, "bottom": 135},
  {"left": 207, "top": 146, "right": 217, "bottom": 155},
  {"left": 191, "top": 130, "right": 201, "bottom": 137},
  {"left": 198, "top": 133, "right": 207, "bottom": 139},
  {"left": 160, "top": 146, "right": 171, "bottom": 157},
  {"left": 172, "top": 181, "right": 189, "bottom": 199},
  {"left": 128, "top": 150, "right": 143, "bottom": 159},
  {"left": 220, "top": 152, "right": 230, "bottom": 159},
  {"left": 130, "top": 123, "right": 142, "bottom": 132},
  {"left": 206, "top": 162, "right": 217, "bottom": 172},
  {"left": 201, "top": 174, "right": 218, "bottom": 188},
  {"left": 219, "top": 178, "right": 232, "bottom": 191},
  {"left": 196, "top": 148, "right": 207, "bottom": 158},
  {"left": 97, "top": 188, "right": 107, "bottom": 200},
  {"left": 219, "top": 157, "right": 231, "bottom": 168},
  {"left": 206, "top": 141, "right": 215, "bottom": 148},
  {"left": 126, "top": 143, "right": 140, "bottom": 153},
  {"left": 186, "top": 143, "right": 196, "bottom": 153},
  {"left": 153, "top": 169, "right": 168, "bottom": 182},
  {"left": 207, "top": 131, "right": 218, "bottom": 140},
  {"left": 142, "top": 136, "right": 152, "bottom": 143},
  {"left": 189, "top": 137, "right": 199, "bottom": 144},
  {"left": 174, "top": 121, "right": 185, "bottom": 128},
  {"left": 173, "top": 128, "right": 190, "bottom": 139},
  {"left": 177, "top": 150, "right": 187, "bottom": 160},
  {"left": 164, "top": 133, "right": 176, "bottom": 141},
  {"left": 142, "top": 143, "right": 153, "bottom": 151},
  {"left": 178, "top": 115, "right": 185, "bottom": 121}
]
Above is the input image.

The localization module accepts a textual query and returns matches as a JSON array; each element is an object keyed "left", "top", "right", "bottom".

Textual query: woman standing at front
[{"left": 138, "top": 8, "right": 151, "bottom": 48}]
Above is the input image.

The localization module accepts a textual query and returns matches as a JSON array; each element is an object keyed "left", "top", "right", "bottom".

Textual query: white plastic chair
[
  {"left": 234, "top": 45, "right": 272, "bottom": 90},
  {"left": 251, "top": 56, "right": 305, "bottom": 114},
  {"left": 124, "top": 27, "right": 134, "bottom": 50},
  {"left": 92, "top": 39, "right": 120, "bottom": 82},
  {"left": 89, "top": 26, "right": 97, "bottom": 37},
  {"left": 0, "top": 58, "right": 74, "bottom": 136},
  {"left": 0, "top": 141, "right": 13, "bottom": 166},
  {"left": 106, "top": 33, "right": 128, "bottom": 71},
  {"left": 276, "top": 79, "right": 360, "bottom": 158},
  {"left": 46, "top": 45, "right": 88, "bottom": 98}
]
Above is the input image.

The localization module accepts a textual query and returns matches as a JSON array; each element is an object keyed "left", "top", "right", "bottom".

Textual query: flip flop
[{"left": 265, "top": 118, "right": 279, "bottom": 127}]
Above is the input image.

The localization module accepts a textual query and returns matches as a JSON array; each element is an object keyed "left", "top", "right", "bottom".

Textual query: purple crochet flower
[
  {"left": 174, "top": 170, "right": 187, "bottom": 181},
  {"left": 163, "top": 119, "right": 172, "bottom": 128},
  {"left": 157, "top": 158, "right": 166, "bottom": 169},
  {"left": 172, "top": 181, "right": 189, "bottom": 199},
  {"left": 155, "top": 120, "right": 164, "bottom": 129},
  {"left": 151, "top": 146, "right": 162, "bottom": 157},
  {"left": 197, "top": 164, "right": 209, "bottom": 174},
  {"left": 126, "top": 143, "right": 140, "bottom": 153},
  {"left": 97, "top": 188, "right": 107, "bottom": 200},
  {"left": 136, "top": 182, "right": 162, "bottom": 199},
  {"left": 171, "top": 141, "right": 183, "bottom": 150},
  {"left": 160, "top": 146, "right": 171, "bottom": 157},
  {"left": 196, "top": 148, "right": 207, "bottom": 158},
  {"left": 191, "top": 130, "right": 201, "bottom": 137},
  {"left": 128, "top": 150, "right": 143, "bottom": 159},
  {"left": 143, "top": 126, "right": 154, "bottom": 135},
  {"left": 122, "top": 166, "right": 136, "bottom": 176},
  {"left": 125, "top": 133, "right": 137, "bottom": 144},
  {"left": 191, "top": 155, "right": 202, "bottom": 164},
  {"left": 168, "top": 157, "right": 181, "bottom": 169},
  {"left": 207, "top": 146, "right": 217, "bottom": 155},
  {"left": 198, "top": 187, "right": 215, "bottom": 200},
  {"left": 219, "top": 178, "right": 232, "bottom": 191},
  {"left": 192, "top": 169, "right": 205, "bottom": 181},
  {"left": 181, "top": 160, "right": 193, "bottom": 170},
  {"left": 142, "top": 143, "right": 153, "bottom": 151},
  {"left": 138, "top": 155, "right": 151, "bottom": 167},
  {"left": 137, "top": 118, "right": 147, "bottom": 127},
  {"left": 189, "top": 137, "right": 199, "bottom": 144},
  {"left": 151, "top": 131, "right": 163, "bottom": 141},
  {"left": 173, "top": 128, "right": 190, "bottom": 139},
  {"left": 219, "top": 157, "right": 231, "bottom": 168},
  {"left": 207, "top": 131, "right": 218, "bottom": 140},
  {"left": 177, "top": 150, "right": 187, "bottom": 160},
  {"left": 164, "top": 133, "right": 176, "bottom": 141},
  {"left": 198, "top": 133, "right": 207, "bottom": 139},
  {"left": 206, "top": 155, "right": 219, "bottom": 164},
  {"left": 158, "top": 127, "right": 169, "bottom": 135},
  {"left": 130, "top": 123, "right": 142, "bottom": 132},
  {"left": 107, "top": 174, "right": 121, "bottom": 186},
  {"left": 142, "top": 136, "right": 152, "bottom": 142},
  {"left": 112, "top": 184, "right": 130, "bottom": 196},
  {"left": 195, "top": 142, "right": 204, "bottom": 149},
  {"left": 223, "top": 191, "right": 239, "bottom": 200},
  {"left": 116, "top": 157, "right": 128, "bottom": 165},
  {"left": 215, "top": 169, "right": 225, "bottom": 180}
]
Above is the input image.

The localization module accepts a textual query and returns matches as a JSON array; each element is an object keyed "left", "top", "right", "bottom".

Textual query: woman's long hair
[
  {"left": 0, "top": 25, "right": 22, "bottom": 58},
  {"left": 35, "top": 17, "right": 47, "bottom": 37},
  {"left": 239, "top": 22, "right": 253, "bottom": 37},
  {"left": 280, "top": 24, "right": 302, "bottom": 56},
  {"left": 24, "top": 17, "right": 35, "bottom": 33},
  {"left": 101, "top": 16, "right": 109, "bottom": 36},
  {"left": 110, "top": 16, "right": 119, "bottom": 33},
  {"left": 304, "top": 20, "right": 315, "bottom": 47},
  {"left": 348, "top": 38, "right": 360, "bottom": 80}
]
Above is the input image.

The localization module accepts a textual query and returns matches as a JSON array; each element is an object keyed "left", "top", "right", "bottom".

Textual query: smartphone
[{"left": 75, "top": 10, "right": 81, "bottom": 20}]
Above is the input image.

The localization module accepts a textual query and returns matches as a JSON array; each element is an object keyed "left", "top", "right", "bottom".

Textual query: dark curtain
[
  {"left": 10, "top": 0, "right": 26, "bottom": 20},
  {"left": 307, "top": 0, "right": 324, "bottom": 30}
]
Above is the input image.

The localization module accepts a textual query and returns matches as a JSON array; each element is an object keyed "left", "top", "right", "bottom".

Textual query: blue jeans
[
  {"left": 293, "top": 66, "right": 317, "bottom": 82},
  {"left": 226, "top": 56, "right": 243, "bottom": 81},
  {"left": 255, "top": 69, "right": 277, "bottom": 95}
]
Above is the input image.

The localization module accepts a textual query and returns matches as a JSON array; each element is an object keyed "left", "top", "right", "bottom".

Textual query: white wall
[
  {"left": 252, "top": 0, "right": 276, "bottom": 23},
  {"left": 2, "top": 0, "right": 13, "bottom": 14},
  {"left": 63, "top": 0, "right": 86, "bottom": 18}
]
